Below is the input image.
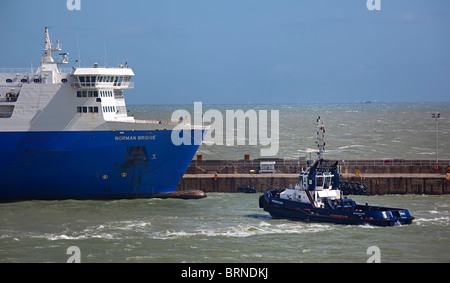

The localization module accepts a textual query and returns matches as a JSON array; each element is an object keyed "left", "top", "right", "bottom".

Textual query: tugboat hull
[{"left": 259, "top": 190, "right": 414, "bottom": 227}]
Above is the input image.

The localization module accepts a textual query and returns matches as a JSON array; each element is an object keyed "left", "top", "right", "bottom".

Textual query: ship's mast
[
  {"left": 41, "top": 27, "right": 60, "bottom": 65},
  {"left": 315, "top": 116, "right": 325, "bottom": 160},
  {"left": 37, "top": 27, "right": 68, "bottom": 82}
]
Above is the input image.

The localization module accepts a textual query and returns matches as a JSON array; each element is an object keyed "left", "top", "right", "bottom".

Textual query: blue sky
[{"left": 1, "top": 0, "right": 449, "bottom": 105}]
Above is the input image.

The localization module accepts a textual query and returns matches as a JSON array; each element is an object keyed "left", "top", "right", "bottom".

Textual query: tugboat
[{"left": 259, "top": 117, "right": 415, "bottom": 226}]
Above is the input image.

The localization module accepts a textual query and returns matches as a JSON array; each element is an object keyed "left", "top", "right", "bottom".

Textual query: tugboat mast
[{"left": 316, "top": 116, "right": 325, "bottom": 160}]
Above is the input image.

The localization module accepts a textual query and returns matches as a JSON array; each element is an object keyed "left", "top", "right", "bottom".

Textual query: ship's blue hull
[
  {"left": 259, "top": 189, "right": 414, "bottom": 227},
  {"left": 0, "top": 129, "right": 202, "bottom": 201}
]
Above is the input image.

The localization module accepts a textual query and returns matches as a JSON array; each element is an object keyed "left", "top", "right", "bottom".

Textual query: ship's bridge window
[
  {"left": 102, "top": 106, "right": 116, "bottom": 113},
  {"left": 21, "top": 79, "right": 28, "bottom": 83},
  {"left": 100, "top": 90, "right": 113, "bottom": 97},
  {"left": 6, "top": 79, "right": 12, "bottom": 83},
  {"left": 78, "top": 76, "right": 97, "bottom": 86},
  {"left": 77, "top": 106, "right": 99, "bottom": 113},
  {"left": 77, "top": 90, "right": 99, "bottom": 97}
]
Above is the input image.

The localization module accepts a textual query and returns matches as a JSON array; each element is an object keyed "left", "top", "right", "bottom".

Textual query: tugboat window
[
  {"left": 317, "top": 177, "right": 324, "bottom": 187},
  {"left": 324, "top": 177, "right": 331, "bottom": 189}
]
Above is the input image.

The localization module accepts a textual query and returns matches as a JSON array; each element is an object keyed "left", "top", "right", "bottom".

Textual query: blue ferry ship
[
  {"left": 259, "top": 118, "right": 414, "bottom": 226},
  {"left": 0, "top": 28, "right": 205, "bottom": 201}
]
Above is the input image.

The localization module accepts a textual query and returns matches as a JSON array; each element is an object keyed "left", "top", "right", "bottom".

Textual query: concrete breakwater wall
[{"left": 177, "top": 159, "right": 450, "bottom": 195}]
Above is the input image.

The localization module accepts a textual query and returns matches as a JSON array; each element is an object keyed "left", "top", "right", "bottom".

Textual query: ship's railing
[
  {"left": 59, "top": 68, "right": 74, "bottom": 73},
  {"left": 0, "top": 97, "right": 19, "bottom": 103},
  {"left": 339, "top": 159, "right": 450, "bottom": 167},
  {"left": 189, "top": 159, "right": 450, "bottom": 169},
  {"left": 0, "top": 67, "right": 73, "bottom": 74},
  {"left": 72, "top": 82, "right": 134, "bottom": 89},
  {"left": 134, "top": 119, "right": 180, "bottom": 125},
  {"left": 0, "top": 84, "right": 23, "bottom": 88},
  {"left": 0, "top": 68, "right": 35, "bottom": 74}
]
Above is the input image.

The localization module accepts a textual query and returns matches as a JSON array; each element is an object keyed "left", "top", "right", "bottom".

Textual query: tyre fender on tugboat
[{"left": 259, "top": 195, "right": 265, "bottom": 208}]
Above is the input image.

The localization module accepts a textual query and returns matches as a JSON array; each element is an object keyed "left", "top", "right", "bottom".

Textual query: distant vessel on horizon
[{"left": 0, "top": 27, "right": 205, "bottom": 201}]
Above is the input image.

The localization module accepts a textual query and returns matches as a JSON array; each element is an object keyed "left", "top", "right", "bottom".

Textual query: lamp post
[{"left": 431, "top": 113, "right": 440, "bottom": 165}]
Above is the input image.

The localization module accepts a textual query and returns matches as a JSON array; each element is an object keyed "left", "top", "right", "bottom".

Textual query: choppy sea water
[
  {"left": 0, "top": 194, "right": 449, "bottom": 263},
  {"left": 129, "top": 102, "right": 450, "bottom": 161},
  {"left": 1, "top": 103, "right": 449, "bottom": 263}
]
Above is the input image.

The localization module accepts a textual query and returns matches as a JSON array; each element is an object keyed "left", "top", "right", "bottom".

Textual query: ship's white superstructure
[{"left": 0, "top": 27, "right": 175, "bottom": 132}]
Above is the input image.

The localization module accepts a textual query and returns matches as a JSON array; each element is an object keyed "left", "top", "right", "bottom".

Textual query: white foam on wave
[
  {"left": 154, "top": 222, "right": 334, "bottom": 239},
  {"left": 26, "top": 220, "right": 154, "bottom": 242},
  {"left": 415, "top": 217, "right": 450, "bottom": 226}
]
